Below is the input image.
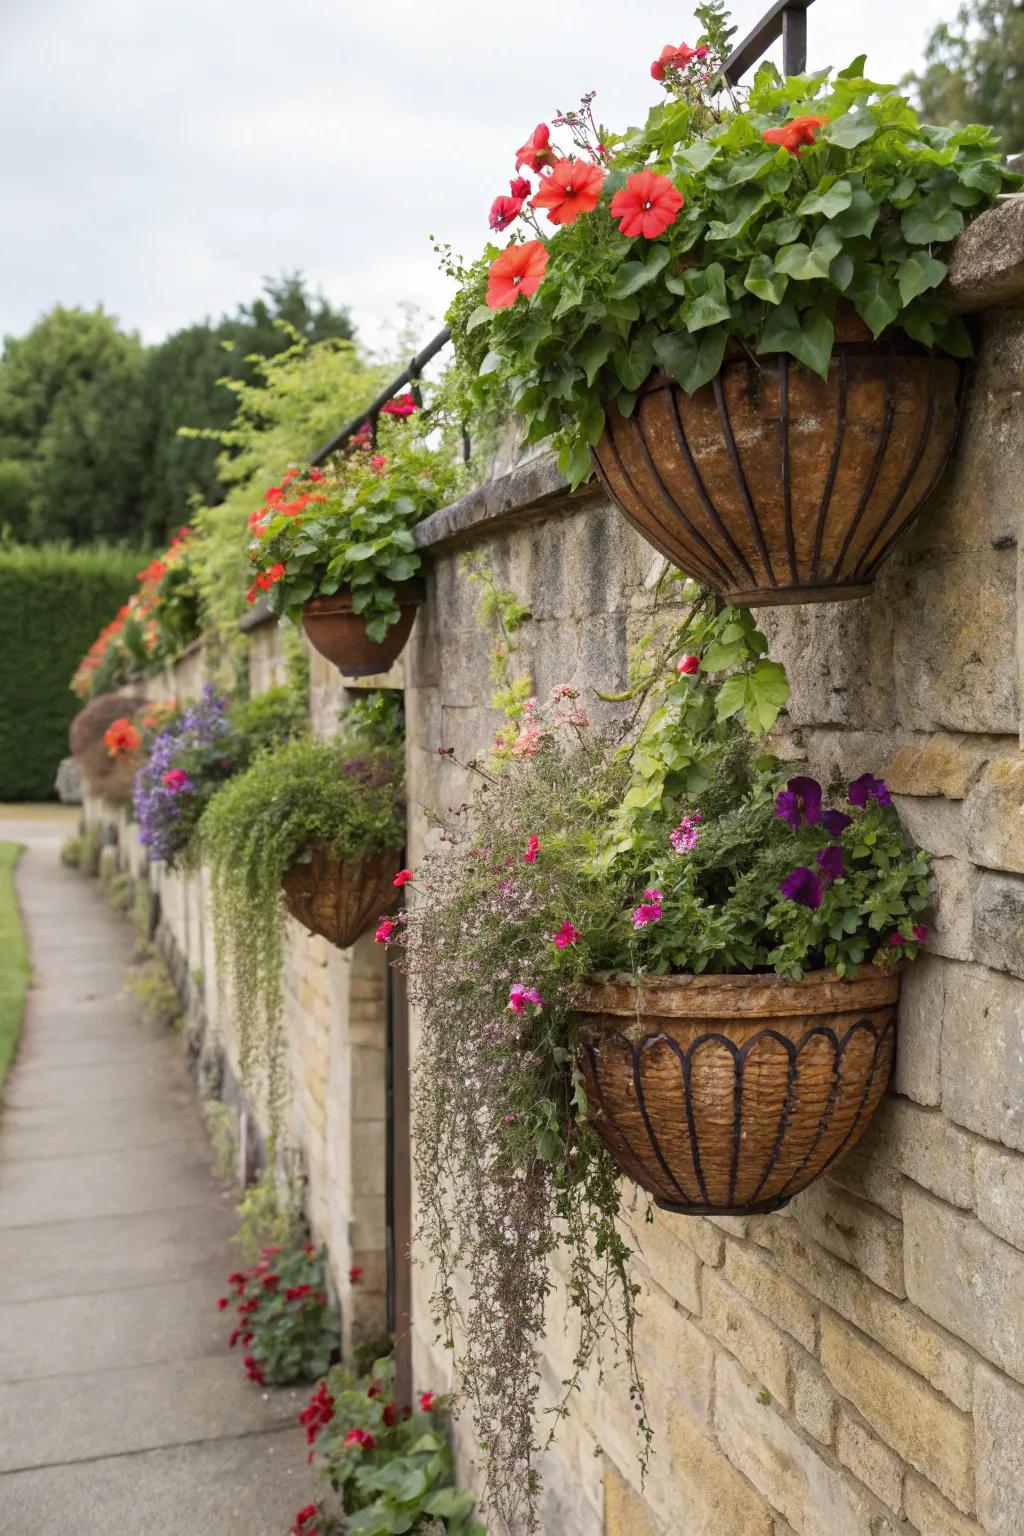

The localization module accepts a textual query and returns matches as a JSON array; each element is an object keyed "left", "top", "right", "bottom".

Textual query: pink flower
[
  {"left": 889, "top": 932, "right": 907, "bottom": 947},
  {"left": 370, "top": 454, "right": 388, "bottom": 473},
  {"left": 392, "top": 868, "right": 413, "bottom": 887},
  {"left": 677, "top": 654, "right": 700, "bottom": 675},
  {"left": 553, "top": 921, "right": 580, "bottom": 948},
  {"left": 489, "top": 194, "right": 524, "bottom": 231},
  {"left": 374, "top": 916, "right": 397, "bottom": 944},
  {"left": 508, "top": 983, "right": 543, "bottom": 1014},
  {"left": 631, "top": 891, "right": 663, "bottom": 929},
  {"left": 669, "top": 812, "right": 702, "bottom": 853},
  {"left": 913, "top": 924, "right": 928, "bottom": 942},
  {"left": 381, "top": 392, "right": 417, "bottom": 417},
  {"left": 161, "top": 768, "right": 191, "bottom": 794},
  {"left": 418, "top": 1392, "right": 435, "bottom": 1413},
  {"left": 523, "top": 834, "right": 541, "bottom": 864}
]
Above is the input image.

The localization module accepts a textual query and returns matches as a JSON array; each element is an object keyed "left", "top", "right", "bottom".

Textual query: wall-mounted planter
[
  {"left": 591, "top": 318, "right": 965, "bottom": 605},
  {"left": 575, "top": 967, "right": 898, "bottom": 1216},
  {"left": 281, "top": 840, "right": 401, "bottom": 950},
  {"left": 302, "top": 583, "right": 423, "bottom": 677}
]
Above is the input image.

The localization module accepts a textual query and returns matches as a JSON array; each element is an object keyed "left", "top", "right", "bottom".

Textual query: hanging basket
[
  {"left": 591, "top": 322, "right": 965, "bottom": 606},
  {"left": 302, "top": 583, "right": 423, "bottom": 677},
  {"left": 281, "top": 841, "right": 402, "bottom": 950},
  {"left": 575, "top": 967, "right": 898, "bottom": 1216}
]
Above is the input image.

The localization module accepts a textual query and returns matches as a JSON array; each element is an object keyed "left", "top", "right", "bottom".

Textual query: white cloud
[{"left": 0, "top": 0, "right": 944, "bottom": 352}]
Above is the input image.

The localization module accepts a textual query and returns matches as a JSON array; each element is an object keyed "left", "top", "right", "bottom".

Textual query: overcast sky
[{"left": 2, "top": 0, "right": 948, "bottom": 356}]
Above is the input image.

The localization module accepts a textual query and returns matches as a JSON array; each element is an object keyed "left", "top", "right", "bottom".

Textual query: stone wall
[{"left": 79, "top": 198, "right": 1024, "bottom": 1535}]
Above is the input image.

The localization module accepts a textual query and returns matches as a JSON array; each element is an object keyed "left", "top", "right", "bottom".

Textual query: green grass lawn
[{"left": 0, "top": 843, "right": 29, "bottom": 1088}]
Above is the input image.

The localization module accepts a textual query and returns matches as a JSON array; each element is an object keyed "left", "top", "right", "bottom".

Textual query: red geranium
[
  {"left": 531, "top": 158, "right": 604, "bottom": 226},
  {"left": 381, "top": 391, "right": 417, "bottom": 417},
  {"left": 762, "top": 115, "right": 829, "bottom": 155},
  {"left": 344, "top": 1428, "right": 375, "bottom": 1451},
  {"left": 651, "top": 40, "right": 708, "bottom": 80},
  {"left": 610, "top": 170, "right": 684, "bottom": 238},
  {"left": 489, "top": 194, "right": 524, "bottom": 231},
  {"left": 486, "top": 240, "right": 548, "bottom": 309},
  {"left": 515, "top": 123, "right": 557, "bottom": 173}
]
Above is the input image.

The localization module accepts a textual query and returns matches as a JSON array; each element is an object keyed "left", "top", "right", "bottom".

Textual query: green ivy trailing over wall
[{"left": 0, "top": 542, "right": 142, "bottom": 800}]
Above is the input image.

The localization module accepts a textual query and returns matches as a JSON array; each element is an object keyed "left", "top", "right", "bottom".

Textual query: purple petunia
[
  {"left": 774, "top": 776, "right": 823, "bottom": 829},
  {"left": 133, "top": 686, "right": 236, "bottom": 861},
  {"left": 822, "top": 809, "right": 853, "bottom": 836},
  {"left": 779, "top": 866, "right": 823, "bottom": 909},
  {"left": 848, "top": 773, "right": 892, "bottom": 810},
  {"left": 816, "top": 845, "right": 845, "bottom": 884}
]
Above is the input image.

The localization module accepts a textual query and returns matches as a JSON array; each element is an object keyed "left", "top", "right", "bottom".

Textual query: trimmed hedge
[{"left": 0, "top": 544, "right": 143, "bottom": 801}]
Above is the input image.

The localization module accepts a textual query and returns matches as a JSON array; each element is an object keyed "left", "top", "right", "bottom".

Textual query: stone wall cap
[
  {"left": 945, "top": 194, "right": 1024, "bottom": 313},
  {"left": 414, "top": 453, "right": 594, "bottom": 551},
  {"left": 238, "top": 597, "right": 277, "bottom": 633}
]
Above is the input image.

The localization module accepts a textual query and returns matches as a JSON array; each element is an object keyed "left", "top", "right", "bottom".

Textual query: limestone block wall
[{"left": 400, "top": 242, "right": 1024, "bottom": 1531}]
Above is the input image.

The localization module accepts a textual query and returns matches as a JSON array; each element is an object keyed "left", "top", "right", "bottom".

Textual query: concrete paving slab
[
  {"left": 0, "top": 1139, "right": 219, "bottom": 1227},
  {"left": 0, "top": 1427, "right": 315, "bottom": 1535},
  {"left": 3, "top": 1057, "right": 194, "bottom": 1109},
  {"left": 0, "top": 1099, "right": 208, "bottom": 1160},
  {"left": 0, "top": 1355, "right": 308, "bottom": 1472},
  {"left": 0, "top": 1203, "right": 236, "bottom": 1302}
]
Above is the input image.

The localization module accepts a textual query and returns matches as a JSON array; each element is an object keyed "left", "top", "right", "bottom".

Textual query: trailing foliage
[
  {"left": 0, "top": 843, "right": 29, "bottom": 1089},
  {"left": 0, "top": 542, "right": 141, "bottom": 801},
  {"left": 292, "top": 1352, "right": 484, "bottom": 1536},
  {"left": 395, "top": 584, "right": 929, "bottom": 1529},
  {"left": 455, "top": 3, "right": 1017, "bottom": 481},
  {"left": 196, "top": 695, "right": 405, "bottom": 1103}
]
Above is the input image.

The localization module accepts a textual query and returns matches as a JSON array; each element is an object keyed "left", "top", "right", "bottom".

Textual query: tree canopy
[
  {"left": 905, "top": 0, "right": 1024, "bottom": 150},
  {"left": 0, "top": 274, "right": 353, "bottom": 548}
]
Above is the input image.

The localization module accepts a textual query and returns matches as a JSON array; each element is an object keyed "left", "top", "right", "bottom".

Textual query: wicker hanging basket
[
  {"left": 281, "top": 840, "right": 402, "bottom": 950},
  {"left": 302, "top": 583, "right": 423, "bottom": 677},
  {"left": 591, "top": 323, "right": 965, "bottom": 606},
  {"left": 575, "top": 968, "right": 898, "bottom": 1216}
]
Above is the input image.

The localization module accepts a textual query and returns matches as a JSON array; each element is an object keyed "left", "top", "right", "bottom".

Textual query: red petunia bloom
[
  {"left": 651, "top": 40, "right": 708, "bottom": 80},
  {"left": 610, "top": 170, "right": 684, "bottom": 239},
  {"left": 509, "top": 175, "right": 532, "bottom": 200},
  {"left": 762, "top": 115, "right": 829, "bottom": 155},
  {"left": 515, "top": 122, "right": 557, "bottom": 173},
  {"left": 489, "top": 194, "right": 524, "bottom": 231},
  {"left": 374, "top": 915, "right": 397, "bottom": 944},
  {"left": 392, "top": 868, "right": 413, "bottom": 887},
  {"left": 532, "top": 158, "right": 604, "bottom": 226},
  {"left": 486, "top": 241, "right": 548, "bottom": 310},
  {"left": 381, "top": 392, "right": 417, "bottom": 417}
]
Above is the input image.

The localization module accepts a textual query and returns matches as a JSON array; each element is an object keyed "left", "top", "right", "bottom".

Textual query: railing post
[{"left": 781, "top": 4, "right": 808, "bottom": 77}]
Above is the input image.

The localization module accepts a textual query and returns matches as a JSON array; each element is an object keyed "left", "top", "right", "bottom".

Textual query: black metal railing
[{"left": 306, "top": 0, "right": 817, "bottom": 469}]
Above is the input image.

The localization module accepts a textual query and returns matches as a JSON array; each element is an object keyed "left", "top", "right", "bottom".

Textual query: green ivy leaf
[
  {"left": 757, "top": 302, "right": 834, "bottom": 379},
  {"left": 897, "top": 251, "right": 947, "bottom": 305},
  {"left": 466, "top": 304, "right": 492, "bottom": 333},
  {"left": 744, "top": 254, "right": 788, "bottom": 305},
  {"left": 796, "top": 179, "right": 854, "bottom": 218},
  {"left": 900, "top": 194, "right": 965, "bottom": 245},
  {"left": 832, "top": 187, "right": 880, "bottom": 238},
  {"left": 577, "top": 335, "right": 614, "bottom": 387},
  {"left": 652, "top": 328, "right": 727, "bottom": 394},
  {"left": 478, "top": 350, "right": 504, "bottom": 376},
  {"left": 827, "top": 110, "right": 876, "bottom": 148}
]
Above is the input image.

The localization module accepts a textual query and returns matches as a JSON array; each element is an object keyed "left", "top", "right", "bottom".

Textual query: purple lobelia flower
[
  {"left": 816, "top": 845, "right": 845, "bottom": 884},
  {"left": 848, "top": 773, "right": 892, "bottom": 809},
  {"left": 779, "top": 866, "right": 823, "bottom": 909},
  {"left": 774, "top": 776, "right": 823, "bottom": 828}
]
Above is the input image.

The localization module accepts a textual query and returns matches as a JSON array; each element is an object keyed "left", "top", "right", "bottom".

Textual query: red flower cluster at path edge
[{"left": 218, "top": 1241, "right": 336, "bottom": 1388}]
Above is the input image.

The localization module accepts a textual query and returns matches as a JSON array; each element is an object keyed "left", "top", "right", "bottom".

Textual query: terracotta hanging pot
[
  {"left": 575, "top": 967, "right": 898, "bottom": 1216},
  {"left": 302, "top": 583, "right": 423, "bottom": 677},
  {"left": 591, "top": 313, "right": 965, "bottom": 605},
  {"left": 281, "top": 840, "right": 402, "bottom": 949}
]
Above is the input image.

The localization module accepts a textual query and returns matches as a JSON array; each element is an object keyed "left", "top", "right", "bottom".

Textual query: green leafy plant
[
  {"left": 293, "top": 1354, "right": 484, "bottom": 1536},
  {"left": 127, "top": 945, "right": 184, "bottom": 1029},
  {"left": 395, "top": 584, "right": 929, "bottom": 1529},
  {"left": 246, "top": 411, "right": 463, "bottom": 641},
  {"left": 196, "top": 696, "right": 405, "bottom": 1101},
  {"left": 220, "top": 1239, "right": 338, "bottom": 1388},
  {"left": 234, "top": 1161, "right": 308, "bottom": 1264},
  {"left": 456, "top": 4, "right": 1017, "bottom": 481}
]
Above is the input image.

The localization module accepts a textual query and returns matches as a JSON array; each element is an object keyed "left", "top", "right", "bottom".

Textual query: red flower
[
  {"left": 553, "top": 921, "right": 580, "bottom": 949},
  {"left": 344, "top": 1428, "right": 375, "bottom": 1451},
  {"left": 228, "top": 1271, "right": 246, "bottom": 1285},
  {"left": 523, "top": 834, "right": 541, "bottom": 864},
  {"left": 370, "top": 454, "right": 388, "bottom": 473},
  {"left": 532, "top": 158, "right": 604, "bottom": 226},
  {"left": 292, "top": 1505, "right": 318, "bottom": 1535},
  {"left": 651, "top": 40, "right": 708, "bottom": 80},
  {"left": 351, "top": 422, "right": 373, "bottom": 448},
  {"left": 243, "top": 1355, "right": 265, "bottom": 1384},
  {"left": 248, "top": 507, "right": 267, "bottom": 531},
  {"left": 374, "top": 916, "right": 397, "bottom": 945},
  {"left": 246, "top": 583, "right": 258, "bottom": 605},
  {"left": 228, "top": 1328, "right": 242, "bottom": 1348},
  {"left": 381, "top": 392, "right": 417, "bottom": 417},
  {"left": 104, "top": 719, "right": 141, "bottom": 757},
  {"left": 509, "top": 176, "right": 532, "bottom": 200},
  {"left": 515, "top": 123, "right": 557, "bottom": 173},
  {"left": 418, "top": 1391, "right": 436, "bottom": 1413},
  {"left": 217, "top": 1296, "right": 229, "bottom": 1311},
  {"left": 367, "top": 1379, "right": 383, "bottom": 1398},
  {"left": 382, "top": 1402, "right": 396, "bottom": 1427},
  {"left": 307, "top": 467, "right": 323, "bottom": 481},
  {"left": 285, "top": 1283, "right": 313, "bottom": 1302},
  {"left": 610, "top": 170, "right": 684, "bottom": 239},
  {"left": 393, "top": 868, "right": 413, "bottom": 887},
  {"left": 677, "top": 653, "right": 700, "bottom": 675},
  {"left": 762, "top": 115, "right": 829, "bottom": 155},
  {"left": 489, "top": 194, "right": 524, "bottom": 231},
  {"left": 268, "top": 562, "right": 285, "bottom": 583},
  {"left": 349, "top": 1265, "right": 363, "bottom": 1284},
  {"left": 486, "top": 241, "right": 548, "bottom": 310}
]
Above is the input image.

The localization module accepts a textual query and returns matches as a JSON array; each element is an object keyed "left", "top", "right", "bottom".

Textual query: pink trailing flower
[
  {"left": 548, "top": 683, "right": 578, "bottom": 701},
  {"left": 677, "top": 654, "right": 700, "bottom": 675},
  {"left": 669, "top": 812, "right": 702, "bottom": 853},
  {"left": 553, "top": 921, "right": 580, "bottom": 948},
  {"left": 631, "top": 889, "right": 663, "bottom": 928},
  {"left": 374, "top": 916, "right": 398, "bottom": 944},
  {"left": 392, "top": 868, "right": 414, "bottom": 887},
  {"left": 523, "top": 834, "right": 541, "bottom": 864},
  {"left": 511, "top": 721, "right": 545, "bottom": 758},
  {"left": 508, "top": 983, "right": 544, "bottom": 1014}
]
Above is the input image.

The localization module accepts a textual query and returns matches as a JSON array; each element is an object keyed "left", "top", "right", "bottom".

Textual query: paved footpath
[{"left": 0, "top": 809, "right": 316, "bottom": 1535}]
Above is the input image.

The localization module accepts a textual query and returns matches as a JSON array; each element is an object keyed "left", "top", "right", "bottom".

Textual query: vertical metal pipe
[
  {"left": 386, "top": 957, "right": 413, "bottom": 1406},
  {"left": 782, "top": 5, "right": 807, "bottom": 75}
]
